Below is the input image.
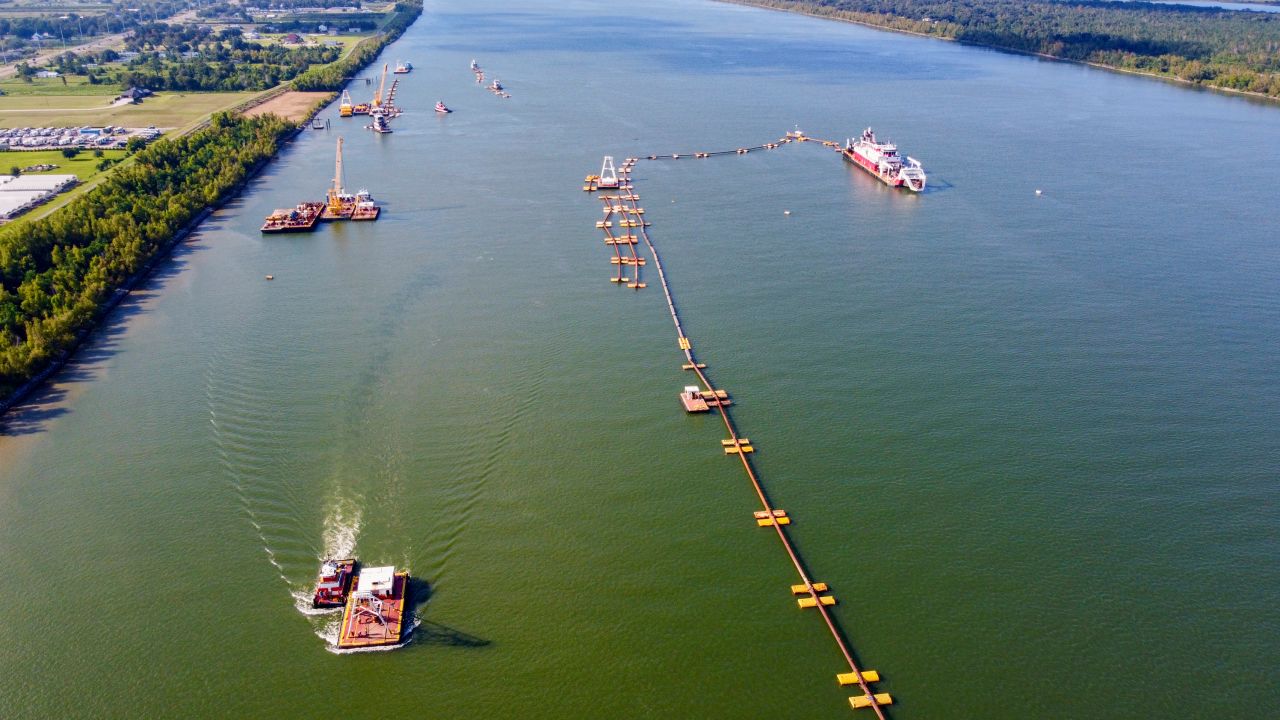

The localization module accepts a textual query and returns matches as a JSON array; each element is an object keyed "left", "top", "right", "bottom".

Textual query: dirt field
[{"left": 243, "top": 91, "right": 333, "bottom": 123}]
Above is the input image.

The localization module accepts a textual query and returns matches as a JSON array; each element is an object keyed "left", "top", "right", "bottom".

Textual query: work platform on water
[
  {"left": 336, "top": 566, "right": 409, "bottom": 650},
  {"left": 583, "top": 134, "right": 895, "bottom": 716}
]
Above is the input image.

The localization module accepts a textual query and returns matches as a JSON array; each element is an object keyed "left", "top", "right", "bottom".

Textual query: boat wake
[
  {"left": 206, "top": 348, "right": 313, "bottom": 592},
  {"left": 322, "top": 494, "right": 362, "bottom": 561}
]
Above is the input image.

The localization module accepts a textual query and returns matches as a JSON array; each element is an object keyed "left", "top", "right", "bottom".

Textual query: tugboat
[
  {"left": 489, "top": 78, "right": 503, "bottom": 92},
  {"left": 336, "top": 565, "right": 410, "bottom": 650},
  {"left": 470, "top": 59, "right": 480, "bottom": 72},
  {"left": 394, "top": 60, "right": 412, "bottom": 74},
  {"left": 312, "top": 559, "right": 357, "bottom": 608},
  {"left": 842, "top": 128, "right": 926, "bottom": 192},
  {"left": 368, "top": 110, "right": 392, "bottom": 134},
  {"left": 435, "top": 100, "right": 452, "bottom": 114},
  {"left": 350, "top": 189, "right": 381, "bottom": 221},
  {"left": 261, "top": 202, "right": 324, "bottom": 233}
]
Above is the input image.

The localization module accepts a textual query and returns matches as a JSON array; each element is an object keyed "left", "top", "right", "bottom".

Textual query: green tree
[
  {"left": 8, "top": 166, "right": 19, "bottom": 177},
  {"left": 125, "top": 136, "right": 147, "bottom": 154},
  {"left": 60, "top": 148, "right": 79, "bottom": 159},
  {"left": 93, "top": 149, "right": 104, "bottom": 158}
]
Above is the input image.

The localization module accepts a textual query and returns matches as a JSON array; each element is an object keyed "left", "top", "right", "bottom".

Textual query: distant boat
[
  {"left": 470, "top": 59, "right": 479, "bottom": 71},
  {"left": 394, "top": 60, "right": 412, "bottom": 74},
  {"left": 489, "top": 78, "right": 503, "bottom": 92},
  {"left": 435, "top": 100, "right": 452, "bottom": 113}
]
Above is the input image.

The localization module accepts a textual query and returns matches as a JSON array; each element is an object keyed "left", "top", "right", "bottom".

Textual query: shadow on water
[
  {"left": 0, "top": 232, "right": 208, "bottom": 437},
  {"left": 404, "top": 577, "right": 492, "bottom": 650},
  {"left": 412, "top": 620, "right": 493, "bottom": 650}
]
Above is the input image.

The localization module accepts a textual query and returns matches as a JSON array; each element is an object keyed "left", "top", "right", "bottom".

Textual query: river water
[{"left": 2, "top": 0, "right": 1277, "bottom": 716}]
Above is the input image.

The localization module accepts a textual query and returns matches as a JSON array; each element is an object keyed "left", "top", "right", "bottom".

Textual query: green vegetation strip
[
  {"left": 724, "top": 0, "right": 1280, "bottom": 99},
  {"left": 0, "top": 114, "right": 295, "bottom": 398}
]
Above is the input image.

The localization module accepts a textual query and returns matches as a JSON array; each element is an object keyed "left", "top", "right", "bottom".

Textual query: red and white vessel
[
  {"left": 842, "top": 128, "right": 926, "bottom": 192},
  {"left": 312, "top": 558, "right": 357, "bottom": 608}
]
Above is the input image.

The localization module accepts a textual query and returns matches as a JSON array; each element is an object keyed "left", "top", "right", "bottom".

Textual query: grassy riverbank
[
  {"left": 0, "top": 113, "right": 296, "bottom": 400},
  {"left": 0, "top": 2, "right": 423, "bottom": 408}
]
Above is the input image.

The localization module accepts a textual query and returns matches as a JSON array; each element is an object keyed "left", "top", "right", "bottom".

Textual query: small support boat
[
  {"left": 312, "top": 559, "right": 357, "bottom": 608},
  {"left": 393, "top": 60, "right": 412, "bottom": 74},
  {"left": 368, "top": 110, "right": 392, "bottom": 134},
  {"left": 435, "top": 100, "right": 452, "bottom": 114},
  {"left": 350, "top": 189, "right": 380, "bottom": 220},
  {"left": 680, "top": 385, "right": 711, "bottom": 413}
]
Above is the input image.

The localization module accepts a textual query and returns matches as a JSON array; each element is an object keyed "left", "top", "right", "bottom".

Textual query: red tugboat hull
[{"left": 312, "top": 559, "right": 357, "bottom": 608}]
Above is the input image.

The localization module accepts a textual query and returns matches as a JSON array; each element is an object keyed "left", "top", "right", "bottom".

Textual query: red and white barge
[{"left": 842, "top": 128, "right": 926, "bottom": 192}]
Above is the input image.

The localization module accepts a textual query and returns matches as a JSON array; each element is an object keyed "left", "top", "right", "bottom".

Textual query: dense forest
[
  {"left": 292, "top": 0, "right": 421, "bottom": 91},
  {"left": 117, "top": 25, "right": 339, "bottom": 91},
  {"left": 0, "top": 114, "right": 295, "bottom": 398},
  {"left": 731, "top": 0, "right": 1280, "bottom": 97}
]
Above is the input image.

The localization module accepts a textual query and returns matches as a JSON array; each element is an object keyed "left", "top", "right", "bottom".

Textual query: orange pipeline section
[{"left": 587, "top": 145, "right": 891, "bottom": 716}]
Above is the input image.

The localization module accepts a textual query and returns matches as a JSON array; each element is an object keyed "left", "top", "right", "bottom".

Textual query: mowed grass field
[
  {"left": 0, "top": 76, "right": 122, "bottom": 96},
  {"left": 0, "top": 91, "right": 255, "bottom": 129},
  {"left": 0, "top": 148, "right": 127, "bottom": 180}
]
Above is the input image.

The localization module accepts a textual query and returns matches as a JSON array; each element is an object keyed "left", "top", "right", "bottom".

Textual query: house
[
  {"left": 35, "top": 70, "right": 59, "bottom": 79},
  {"left": 283, "top": 33, "right": 302, "bottom": 44},
  {"left": 118, "top": 86, "right": 152, "bottom": 104}
]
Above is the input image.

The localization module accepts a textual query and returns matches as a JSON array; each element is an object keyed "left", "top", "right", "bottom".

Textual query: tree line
[
  {"left": 291, "top": 0, "right": 422, "bottom": 91},
  {"left": 734, "top": 0, "right": 1280, "bottom": 98},
  {"left": 0, "top": 114, "right": 295, "bottom": 398},
  {"left": 0, "top": 1, "right": 188, "bottom": 42},
  {"left": 119, "top": 34, "right": 340, "bottom": 91}
]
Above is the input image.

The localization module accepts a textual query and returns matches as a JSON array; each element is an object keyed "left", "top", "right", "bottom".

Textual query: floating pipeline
[{"left": 583, "top": 140, "right": 893, "bottom": 717}]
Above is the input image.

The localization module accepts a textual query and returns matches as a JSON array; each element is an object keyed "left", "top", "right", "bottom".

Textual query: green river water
[{"left": 2, "top": 0, "right": 1277, "bottom": 717}]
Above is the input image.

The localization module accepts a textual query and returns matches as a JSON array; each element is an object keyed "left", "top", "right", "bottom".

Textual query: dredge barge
[
  {"left": 336, "top": 565, "right": 410, "bottom": 650},
  {"left": 261, "top": 202, "right": 324, "bottom": 233},
  {"left": 842, "top": 128, "right": 926, "bottom": 192}
]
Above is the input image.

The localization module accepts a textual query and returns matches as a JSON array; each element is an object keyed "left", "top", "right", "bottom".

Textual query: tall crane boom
[
  {"left": 372, "top": 63, "right": 388, "bottom": 108},
  {"left": 328, "top": 136, "right": 346, "bottom": 214}
]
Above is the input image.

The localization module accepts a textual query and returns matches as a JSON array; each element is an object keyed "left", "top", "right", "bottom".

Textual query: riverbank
[
  {"left": 0, "top": 119, "right": 301, "bottom": 417},
  {"left": 716, "top": 0, "right": 1280, "bottom": 104},
  {"left": 0, "top": 8, "right": 414, "bottom": 416}
]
